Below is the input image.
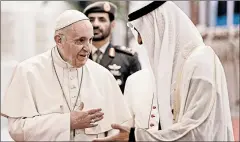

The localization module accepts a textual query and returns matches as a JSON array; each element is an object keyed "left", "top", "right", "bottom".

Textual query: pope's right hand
[{"left": 70, "top": 102, "right": 104, "bottom": 130}]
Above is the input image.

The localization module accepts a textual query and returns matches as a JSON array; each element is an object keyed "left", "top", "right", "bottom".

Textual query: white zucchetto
[{"left": 55, "top": 10, "right": 89, "bottom": 31}]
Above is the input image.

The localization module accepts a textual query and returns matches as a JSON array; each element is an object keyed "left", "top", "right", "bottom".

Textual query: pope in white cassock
[
  {"left": 1, "top": 10, "right": 132, "bottom": 141},
  {"left": 94, "top": 1, "right": 234, "bottom": 141}
]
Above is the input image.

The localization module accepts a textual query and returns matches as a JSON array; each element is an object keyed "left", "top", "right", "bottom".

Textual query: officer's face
[
  {"left": 55, "top": 20, "right": 93, "bottom": 68},
  {"left": 88, "top": 12, "right": 113, "bottom": 41}
]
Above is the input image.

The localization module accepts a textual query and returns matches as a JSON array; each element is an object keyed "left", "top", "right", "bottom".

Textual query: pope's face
[
  {"left": 56, "top": 20, "right": 94, "bottom": 68},
  {"left": 88, "top": 12, "right": 112, "bottom": 41}
]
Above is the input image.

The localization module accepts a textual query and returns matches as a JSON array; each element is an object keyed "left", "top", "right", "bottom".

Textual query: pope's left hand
[{"left": 93, "top": 124, "right": 130, "bottom": 141}]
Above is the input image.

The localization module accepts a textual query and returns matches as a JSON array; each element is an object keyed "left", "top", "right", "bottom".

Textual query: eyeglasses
[{"left": 60, "top": 34, "right": 92, "bottom": 46}]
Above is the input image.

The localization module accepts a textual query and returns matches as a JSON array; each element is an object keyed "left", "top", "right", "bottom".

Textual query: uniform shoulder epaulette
[{"left": 114, "top": 46, "right": 135, "bottom": 56}]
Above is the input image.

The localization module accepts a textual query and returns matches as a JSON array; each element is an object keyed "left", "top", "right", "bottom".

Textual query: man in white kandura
[
  {"left": 94, "top": 1, "right": 234, "bottom": 141},
  {"left": 1, "top": 10, "right": 131, "bottom": 141}
]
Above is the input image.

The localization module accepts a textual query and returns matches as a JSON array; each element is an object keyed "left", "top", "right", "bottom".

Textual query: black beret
[{"left": 83, "top": 1, "right": 117, "bottom": 21}]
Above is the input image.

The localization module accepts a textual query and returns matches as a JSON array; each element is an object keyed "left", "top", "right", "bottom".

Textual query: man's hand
[
  {"left": 70, "top": 102, "right": 104, "bottom": 130},
  {"left": 93, "top": 124, "right": 130, "bottom": 141}
]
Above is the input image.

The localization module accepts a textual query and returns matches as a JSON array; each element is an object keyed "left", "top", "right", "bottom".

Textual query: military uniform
[
  {"left": 89, "top": 44, "right": 141, "bottom": 93},
  {"left": 84, "top": 1, "right": 141, "bottom": 93}
]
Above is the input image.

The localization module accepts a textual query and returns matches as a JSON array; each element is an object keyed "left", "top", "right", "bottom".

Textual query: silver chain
[{"left": 51, "top": 47, "right": 83, "bottom": 112}]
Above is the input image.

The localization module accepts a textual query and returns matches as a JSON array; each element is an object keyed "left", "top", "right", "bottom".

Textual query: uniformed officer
[{"left": 83, "top": 1, "right": 141, "bottom": 93}]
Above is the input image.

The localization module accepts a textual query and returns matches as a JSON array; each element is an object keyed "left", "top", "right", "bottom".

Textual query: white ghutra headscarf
[{"left": 127, "top": 1, "right": 205, "bottom": 129}]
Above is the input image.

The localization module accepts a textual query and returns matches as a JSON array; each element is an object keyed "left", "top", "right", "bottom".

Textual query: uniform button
[
  {"left": 116, "top": 79, "right": 122, "bottom": 85},
  {"left": 72, "top": 95, "right": 76, "bottom": 98},
  {"left": 153, "top": 106, "right": 156, "bottom": 109},
  {"left": 70, "top": 76, "right": 74, "bottom": 80},
  {"left": 151, "top": 114, "right": 155, "bottom": 118},
  {"left": 150, "top": 123, "right": 155, "bottom": 127}
]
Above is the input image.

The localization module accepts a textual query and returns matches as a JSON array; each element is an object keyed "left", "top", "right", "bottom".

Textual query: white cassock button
[
  {"left": 150, "top": 123, "right": 154, "bottom": 127},
  {"left": 76, "top": 101, "right": 81, "bottom": 106},
  {"left": 72, "top": 95, "right": 76, "bottom": 98},
  {"left": 71, "top": 85, "right": 76, "bottom": 89},
  {"left": 70, "top": 76, "right": 74, "bottom": 80}
]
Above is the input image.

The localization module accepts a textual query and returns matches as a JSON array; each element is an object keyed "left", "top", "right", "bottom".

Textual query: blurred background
[{"left": 1, "top": 1, "right": 239, "bottom": 141}]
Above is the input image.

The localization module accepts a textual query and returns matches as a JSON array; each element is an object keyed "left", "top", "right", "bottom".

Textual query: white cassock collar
[{"left": 52, "top": 46, "right": 80, "bottom": 69}]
